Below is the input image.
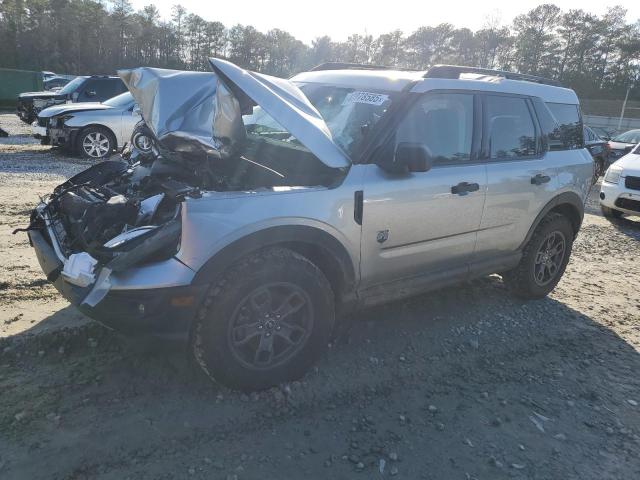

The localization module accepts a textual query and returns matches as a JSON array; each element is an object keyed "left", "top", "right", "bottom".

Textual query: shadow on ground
[{"left": 1, "top": 276, "right": 639, "bottom": 480}]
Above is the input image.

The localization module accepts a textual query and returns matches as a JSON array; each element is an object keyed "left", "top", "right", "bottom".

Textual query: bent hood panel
[
  {"left": 118, "top": 59, "right": 349, "bottom": 168},
  {"left": 209, "top": 58, "right": 349, "bottom": 169},
  {"left": 118, "top": 67, "right": 245, "bottom": 158}
]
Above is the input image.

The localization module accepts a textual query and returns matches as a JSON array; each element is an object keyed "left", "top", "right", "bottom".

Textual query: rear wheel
[
  {"left": 601, "top": 205, "right": 623, "bottom": 218},
  {"left": 77, "top": 126, "right": 115, "bottom": 160},
  {"left": 502, "top": 213, "right": 574, "bottom": 299},
  {"left": 192, "top": 247, "right": 335, "bottom": 391}
]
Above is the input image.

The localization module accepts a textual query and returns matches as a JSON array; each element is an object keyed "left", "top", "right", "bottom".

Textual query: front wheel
[
  {"left": 77, "top": 127, "right": 115, "bottom": 160},
  {"left": 192, "top": 248, "right": 335, "bottom": 391},
  {"left": 502, "top": 213, "right": 574, "bottom": 299}
]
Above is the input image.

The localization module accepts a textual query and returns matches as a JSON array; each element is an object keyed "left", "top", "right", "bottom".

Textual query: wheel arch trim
[
  {"left": 519, "top": 191, "right": 584, "bottom": 249},
  {"left": 191, "top": 225, "right": 357, "bottom": 300}
]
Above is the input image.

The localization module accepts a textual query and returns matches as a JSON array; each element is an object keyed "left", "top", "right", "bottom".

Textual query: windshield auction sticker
[{"left": 342, "top": 91, "right": 389, "bottom": 106}]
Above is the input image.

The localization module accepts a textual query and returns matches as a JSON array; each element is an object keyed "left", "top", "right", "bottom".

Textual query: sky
[{"left": 131, "top": 0, "right": 639, "bottom": 44}]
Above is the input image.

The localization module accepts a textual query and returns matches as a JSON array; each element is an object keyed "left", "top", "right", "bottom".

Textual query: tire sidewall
[
  {"left": 132, "top": 128, "right": 153, "bottom": 153},
  {"left": 78, "top": 127, "right": 114, "bottom": 160},
  {"left": 519, "top": 216, "right": 574, "bottom": 298},
  {"left": 194, "top": 250, "right": 334, "bottom": 391}
]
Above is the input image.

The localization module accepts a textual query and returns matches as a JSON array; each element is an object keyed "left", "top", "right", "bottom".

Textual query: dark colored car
[
  {"left": 44, "top": 76, "right": 73, "bottom": 91},
  {"left": 16, "top": 75, "right": 127, "bottom": 124},
  {"left": 606, "top": 129, "right": 640, "bottom": 163},
  {"left": 584, "top": 125, "right": 609, "bottom": 179}
]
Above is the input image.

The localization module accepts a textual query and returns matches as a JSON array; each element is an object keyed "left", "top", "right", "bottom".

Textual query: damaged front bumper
[
  {"left": 28, "top": 209, "right": 206, "bottom": 338},
  {"left": 48, "top": 126, "right": 78, "bottom": 148}
]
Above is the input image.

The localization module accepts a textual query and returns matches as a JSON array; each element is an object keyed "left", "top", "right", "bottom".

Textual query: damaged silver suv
[{"left": 24, "top": 59, "right": 593, "bottom": 390}]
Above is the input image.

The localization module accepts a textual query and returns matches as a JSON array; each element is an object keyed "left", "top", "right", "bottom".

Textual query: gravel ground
[{"left": 1, "top": 112, "right": 639, "bottom": 480}]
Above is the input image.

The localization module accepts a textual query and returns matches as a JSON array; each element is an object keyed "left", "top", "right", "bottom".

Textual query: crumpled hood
[
  {"left": 37, "top": 102, "right": 108, "bottom": 119},
  {"left": 118, "top": 67, "right": 244, "bottom": 158},
  {"left": 118, "top": 59, "right": 349, "bottom": 168}
]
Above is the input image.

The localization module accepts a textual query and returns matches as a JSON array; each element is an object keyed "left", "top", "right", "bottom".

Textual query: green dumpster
[{"left": 0, "top": 68, "right": 44, "bottom": 108}]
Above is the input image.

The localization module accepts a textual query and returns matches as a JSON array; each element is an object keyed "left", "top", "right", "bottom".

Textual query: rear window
[{"left": 545, "top": 102, "right": 583, "bottom": 150}]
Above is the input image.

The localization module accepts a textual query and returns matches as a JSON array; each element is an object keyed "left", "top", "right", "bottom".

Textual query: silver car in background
[{"left": 33, "top": 92, "right": 151, "bottom": 159}]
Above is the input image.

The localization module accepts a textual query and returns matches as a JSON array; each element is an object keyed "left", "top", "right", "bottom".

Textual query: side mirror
[
  {"left": 132, "top": 104, "right": 141, "bottom": 116},
  {"left": 377, "top": 142, "right": 432, "bottom": 173},
  {"left": 71, "top": 92, "right": 79, "bottom": 102}
]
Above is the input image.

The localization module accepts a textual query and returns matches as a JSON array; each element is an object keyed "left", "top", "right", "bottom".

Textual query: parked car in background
[
  {"left": 16, "top": 75, "right": 127, "bottom": 124},
  {"left": 589, "top": 126, "right": 614, "bottom": 141},
  {"left": 606, "top": 129, "right": 640, "bottom": 163},
  {"left": 24, "top": 60, "right": 592, "bottom": 390},
  {"left": 44, "top": 76, "right": 73, "bottom": 91},
  {"left": 600, "top": 145, "right": 640, "bottom": 218},
  {"left": 584, "top": 125, "right": 609, "bottom": 179},
  {"left": 32, "top": 92, "right": 152, "bottom": 159}
]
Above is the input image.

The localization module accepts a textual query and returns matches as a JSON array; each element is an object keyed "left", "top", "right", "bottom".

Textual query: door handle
[
  {"left": 451, "top": 182, "right": 480, "bottom": 195},
  {"left": 531, "top": 174, "right": 551, "bottom": 185}
]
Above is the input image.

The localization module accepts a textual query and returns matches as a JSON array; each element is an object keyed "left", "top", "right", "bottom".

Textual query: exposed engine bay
[{"left": 30, "top": 136, "right": 341, "bottom": 267}]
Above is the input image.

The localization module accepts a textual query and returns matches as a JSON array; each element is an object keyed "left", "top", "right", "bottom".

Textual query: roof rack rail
[
  {"left": 310, "top": 62, "right": 396, "bottom": 72},
  {"left": 424, "top": 65, "right": 562, "bottom": 87}
]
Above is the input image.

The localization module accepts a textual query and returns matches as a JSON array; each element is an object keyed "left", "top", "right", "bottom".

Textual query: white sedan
[{"left": 600, "top": 146, "right": 640, "bottom": 218}]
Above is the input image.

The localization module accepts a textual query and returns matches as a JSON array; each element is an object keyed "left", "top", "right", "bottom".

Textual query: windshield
[
  {"left": 613, "top": 130, "right": 640, "bottom": 144},
  {"left": 241, "top": 84, "right": 393, "bottom": 160},
  {"left": 58, "top": 77, "right": 86, "bottom": 95},
  {"left": 103, "top": 92, "right": 133, "bottom": 108},
  {"left": 299, "top": 84, "right": 393, "bottom": 158}
]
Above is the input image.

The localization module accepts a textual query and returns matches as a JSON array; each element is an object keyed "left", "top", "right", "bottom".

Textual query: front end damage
[
  {"left": 26, "top": 158, "right": 207, "bottom": 336},
  {"left": 23, "top": 58, "right": 348, "bottom": 336}
]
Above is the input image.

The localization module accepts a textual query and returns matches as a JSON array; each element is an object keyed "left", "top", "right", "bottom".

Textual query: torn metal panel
[{"left": 118, "top": 67, "right": 245, "bottom": 158}]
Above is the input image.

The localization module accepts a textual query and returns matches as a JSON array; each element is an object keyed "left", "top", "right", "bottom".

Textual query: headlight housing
[
  {"left": 51, "top": 115, "right": 73, "bottom": 128},
  {"left": 604, "top": 165, "right": 623, "bottom": 184}
]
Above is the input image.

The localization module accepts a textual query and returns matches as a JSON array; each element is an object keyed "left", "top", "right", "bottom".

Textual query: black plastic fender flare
[
  {"left": 190, "top": 225, "right": 357, "bottom": 298},
  {"left": 519, "top": 191, "right": 585, "bottom": 250}
]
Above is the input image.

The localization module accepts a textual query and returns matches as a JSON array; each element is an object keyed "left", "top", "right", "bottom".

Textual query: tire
[
  {"left": 601, "top": 205, "right": 623, "bottom": 219},
  {"left": 77, "top": 126, "right": 115, "bottom": 160},
  {"left": 502, "top": 213, "right": 574, "bottom": 299},
  {"left": 192, "top": 247, "right": 335, "bottom": 391},
  {"left": 131, "top": 124, "right": 154, "bottom": 153}
]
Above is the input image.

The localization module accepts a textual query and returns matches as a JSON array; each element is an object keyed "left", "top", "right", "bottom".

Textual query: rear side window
[
  {"left": 82, "top": 79, "right": 121, "bottom": 100},
  {"left": 545, "top": 102, "right": 583, "bottom": 150},
  {"left": 486, "top": 95, "right": 537, "bottom": 159},
  {"left": 395, "top": 92, "right": 474, "bottom": 165}
]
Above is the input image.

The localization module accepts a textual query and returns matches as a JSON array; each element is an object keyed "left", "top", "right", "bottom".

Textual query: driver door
[{"left": 359, "top": 92, "right": 487, "bottom": 295}]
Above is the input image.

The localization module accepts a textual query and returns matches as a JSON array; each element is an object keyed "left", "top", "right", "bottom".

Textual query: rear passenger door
[{"left": 475, "top": 94, "right": 558, "bottom": 259}]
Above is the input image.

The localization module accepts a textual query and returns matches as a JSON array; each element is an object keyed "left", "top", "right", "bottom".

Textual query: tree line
[{"left": 1, "top": 1, "right": 638, "bottom": 99}]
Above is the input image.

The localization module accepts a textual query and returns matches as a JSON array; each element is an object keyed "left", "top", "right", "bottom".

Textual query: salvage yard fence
[{"left": 0, "top": 68, "right": 43, "bottom": 108}]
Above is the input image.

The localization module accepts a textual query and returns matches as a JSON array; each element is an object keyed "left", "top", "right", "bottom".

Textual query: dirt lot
[{"left": 1, "top": 112, "right": 639, "bottom": 480}]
